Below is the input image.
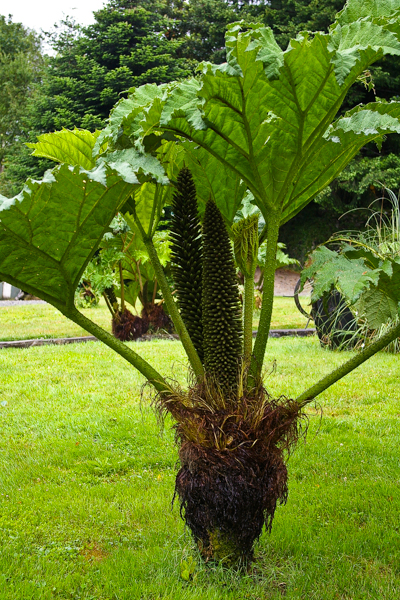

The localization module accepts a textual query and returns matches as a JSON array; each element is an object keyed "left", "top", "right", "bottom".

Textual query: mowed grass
[
  {"left": 1, "top": 337, "right": 399, "bottom": 599},
  {"left": 0, "top": 300, "right": 113, "bottom": 342},
  {"left": 0, "top": 296, "right": 310, "bottom": 342},
  {"left": 254, "top": 296, "right": 310, "bottom": 331}
]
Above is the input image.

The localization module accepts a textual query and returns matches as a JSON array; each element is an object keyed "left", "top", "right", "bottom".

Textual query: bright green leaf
[
  {"left": 27, "top": 128, "right": 104, "bottom": 170},
  {"left": 301, "top": 246, "right": 380, "bottom": 303},
  {"left": 303, "top": 246, "right": 400, "bottom": 329},
  {"left": 281, "top": 101, "right": 400, "bottom": 224},
  {"left": 103, "top": 149, "right": 169, "bottom": 186},
  {"left": 125, "top": 19, "right": 400, "bottom": 228},
  {"left": 328, "top": 20, "right": 400, "bottom": 85},
  {"left": 334, "top": 0, "right": 400, "bottom": 26},
  {"left": 93, "top": 83, "right": 170, "bottom": 154},
  {"left": 0, "top": 164, "right": 134, "bottom": 309},
  {"left": 124, "top": 182, "right": 171, "bottom": 237}
]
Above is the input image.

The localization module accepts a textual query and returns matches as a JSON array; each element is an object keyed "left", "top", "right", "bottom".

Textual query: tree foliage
[
  {"left": 38, "top": 3, "right": 195, "bottom": 133},
  {"left": 0, "top": 16, "right": 43, "bottom": 176}
]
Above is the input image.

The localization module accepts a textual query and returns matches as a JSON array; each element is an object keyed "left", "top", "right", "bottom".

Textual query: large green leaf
[
  {"left": 281, "top": 101, "right": 400, "bottom": 224},
  {"left": 334, "top": 0, "right": 400, "bottom": 26},
  {"left": 97, "top": 144, "right": 179, "bottom": 238},
  {"left": 102, "top": 148, "right": 169, "bottom": 186},
  {"left": 302, "top": 246, "right": 400, "bottom": 328},
  {"left": 357, "top": 276, "right": 400, "bottom": 326},
  {"left": 301, "top": 246, "right": 381, "bottom": 303},
  {"left": 116, "top": 142, "right": 184, "bottom": 237},
  {"left": 123, "top": 182, "right": 171, "bottom": 237},
  {"left": 328, "top": 20, "right": 400, "bottom": 85},
  {"left": 96, "top": 78, "right": 246, "bottom": 224},
  {"left": 181, "top": 142, "right": 247, "bottom": 223},
  {"left": 93, "top": 83, "right": 170, "bottom": 155},
  {"left": 359, "top": 259, "right": 400, "bottom": 327},
  {"left": 26, "top": 128, "right": 105, "bottom": 170},
  {"left": 0, "top": 164, "right": 135, "bottom": 309},
  {"left": 108, "top": 3, "right": 400, "bottom": 229}
]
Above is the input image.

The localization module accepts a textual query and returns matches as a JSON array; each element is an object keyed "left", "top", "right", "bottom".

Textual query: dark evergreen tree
[
  {"left": 263, "top": 0, "right": 344, "bottom": 48},
  {"left": 38, "top": 3, "right": 194, "bottom": 132}
]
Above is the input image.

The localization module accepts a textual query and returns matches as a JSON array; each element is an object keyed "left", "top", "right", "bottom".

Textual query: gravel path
[{"left": 274, "top": 268, "right": 301, "bottom": 296}]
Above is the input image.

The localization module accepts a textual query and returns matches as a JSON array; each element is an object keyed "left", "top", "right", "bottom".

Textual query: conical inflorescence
[
  {"left": 202, "top": 200, "right": 242, "bottom": 390},
  {"left": 170, "top": 168, "right": 204, "bottom": 361}
]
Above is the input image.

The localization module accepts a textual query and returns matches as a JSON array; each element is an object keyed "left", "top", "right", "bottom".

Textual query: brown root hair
[
  {"left": 112, "top": 308, "right": 149, "bottom": 341},
  {"left": 153, "top": 369, "right": 307, "bottom": 562}
]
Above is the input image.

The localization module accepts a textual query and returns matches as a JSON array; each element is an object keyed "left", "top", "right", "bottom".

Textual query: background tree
[
  {"left": 0, "top": 2, "right": 196, "bottom": 194},
  {"left": 169, "top": 0, "right": 269, "bottom": 63},
  {"left": 0, "top": 16, "right": 44, "bottom": 194},
  {"left": 263, "top": 0, "right": 344, "bottom": 48},
  {"left": 37, "top": 2, "right": 195, "bottom": 133}
]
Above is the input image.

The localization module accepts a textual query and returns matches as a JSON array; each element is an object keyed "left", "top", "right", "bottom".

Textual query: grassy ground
[
  {"left": 1, "top": 337, "right": 399, "bottom": 599},
  {"left": 0, "top": 301, "right": 113, "bottom": 342},
  {"left": 0, "top": 297, "right": 310, "bottom": 342},
  {"left": 254, "top": 296, "right": 310, "bottom": 330}
]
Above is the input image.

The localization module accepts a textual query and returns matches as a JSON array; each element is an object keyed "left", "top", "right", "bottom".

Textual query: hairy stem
[
  {"left": 250, "top": 215, "right": 280, "bottom": 382},
  {"left": 103, "top": 291, "right": 115, "bottom": 317},
  {"left": 104, "top": 286, "right": 120, "bottom": 315},
  {"left": 296, "top": 320, "right": 400, "bottom": 407},
  {"left": 136, "top": 260, "right": 144, "bottom": 294},
  {"left": 152, "top": 279, "right": 158, "bottom": 305},
  {"left": 243, "top": 273, "right": 255, "bottom": 363},
  {"left": 119, "top": 260, "right": 125, "bottom": 312},
  {"left": 64, "top": 306, "right": 170, "bottom": 393},
  {"left": 142, "top": 236, "right": 205, "bottom": 379}
]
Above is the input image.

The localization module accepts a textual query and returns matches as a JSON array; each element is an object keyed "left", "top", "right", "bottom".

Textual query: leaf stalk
[
  {"left": 249, "top": 214, "right": 280, "bottom": 383},
  {"left": 131, "top": 202, "right": 205, "bottom": 379},
  {"left": 243, "top": 273, "right": 255, "bottom": 363},
  {"left": 296, "top": 320, "right": 400, "bottom": 406}
]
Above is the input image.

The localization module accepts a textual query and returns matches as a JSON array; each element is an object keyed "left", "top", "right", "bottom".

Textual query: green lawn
[
  {"left": 1, "top": 337, "right": 399, "bottom": 599},
  {"left": 0, "top": 297, "right": 310, "bottom": 342},
  {"left": 0, "top": 301, "right": 113, "bottom": 342}
]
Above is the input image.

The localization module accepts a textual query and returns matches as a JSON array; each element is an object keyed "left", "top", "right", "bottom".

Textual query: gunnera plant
[
  {"left": 165, "top": 183, "right": 304, "bottom": 563},
  {"left": 4, "top": 1, "right": 400, "bottom": 567},
  {"left": 104, "top": 285, "right": 149, "bottom": 342},
  {"left": 301, "top": 188, "right": 400, "bottom": 353}
]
